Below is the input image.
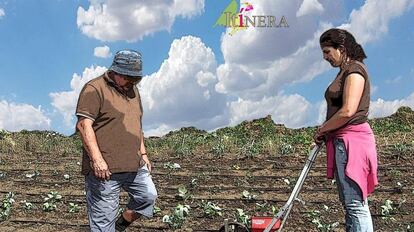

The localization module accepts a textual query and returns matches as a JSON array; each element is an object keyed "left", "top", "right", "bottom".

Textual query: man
[{"left": 76, "top": 49, "right": 157, "bottom": 232}]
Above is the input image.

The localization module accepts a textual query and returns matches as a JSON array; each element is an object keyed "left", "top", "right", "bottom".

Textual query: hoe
[{"left": 219, "top": 145, "right": 322, "bottom": 232}]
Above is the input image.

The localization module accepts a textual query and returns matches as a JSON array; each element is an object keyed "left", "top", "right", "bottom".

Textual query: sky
[{"left": 0, "top": 0, "right": 413, "bottom": 136}]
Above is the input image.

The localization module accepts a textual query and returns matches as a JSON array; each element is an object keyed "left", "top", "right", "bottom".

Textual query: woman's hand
[{"left": 313, "top": 127, "right": 326, "bottom": 145}]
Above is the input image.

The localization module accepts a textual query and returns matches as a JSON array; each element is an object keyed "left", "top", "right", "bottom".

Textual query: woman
[{"left": 314, "top": 28, "right": 378, "bottom": 232}]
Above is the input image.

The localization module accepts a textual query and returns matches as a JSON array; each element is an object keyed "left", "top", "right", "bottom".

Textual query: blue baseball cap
[{"left": 109, "top": 49, "right": 142, "bottom": 78}]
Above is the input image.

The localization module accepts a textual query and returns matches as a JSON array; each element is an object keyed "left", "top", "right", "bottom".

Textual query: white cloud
[
  {"left": 217, "top": 0, "right": 414, "bottom": 99},
  {"left": 142, "top": 0, "right": 414, "bottom": 134},
  {"left": 50, "top": 66, "right": 107, "bottom": 126},
  {"left": 317, "top": 100, "right": 327, "bottom": 124},
  {"left": 94, "top": 45, "right": 111, "bottom": 58},
  {"left": 369, "top": 93, "right": 414, "bottom": 118},
  {"left": 196, "top": 71, "right": 216, "bottom": 87},
  {"left": 229, "top": 92, "right": 414, "bottom": 129},
  {"left": 50, "top": 1, "right": 414, "bottom": 136},
  {"left": 371, "top": 85, "right": 378, "bottom": 96},
  {"left": 225, "top": 91, "right": 414, "bottom": 131},
  {"left": 341, "top": 0, "right": 414, "bottom": 44},
  {"left": 220, "top": 0, "right": 341, "bottom": 66},
  {"left": 297, "top": 0, "right": 324, "bottom": 17},
  {"left": 229, "top": 94, "right": 318, "bottom": 128},
  {"left": 0, "top": 8, "right": 5, "bottom": 19},
  {"left": 385, "top": 76, "right": 402, "bottom": 84},
  {"left": 216, "top": 0, "right": 342, "bottom": 99},
  {"left": 217, "top": 24, "right": 333, "bottom": 100},
  {"left": 215, "top": 63, "right": 267, "bottom": 96},
  {"left": 77, "top": 0, "right": 205, "bottom": 42},
  {"left": 140, "top": 35, "right": 228, "bottom": 136},
  {"left": 215, "top": 0, "right": 414, "bottom": 123},
  {"left": 144, "top": 123, "right": 175, "bottom": 137},
  {"left": 0, "top": 100, "right": 51, "bottom": 131}
]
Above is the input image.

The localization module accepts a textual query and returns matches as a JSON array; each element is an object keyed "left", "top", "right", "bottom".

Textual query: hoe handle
[{"left": 264, "top": 145, "right": 321, "bottom": 232}]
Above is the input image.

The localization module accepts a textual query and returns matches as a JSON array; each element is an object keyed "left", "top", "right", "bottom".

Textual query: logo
[{"left": 214, "top": 0, "right": 289, "bottom": 35}]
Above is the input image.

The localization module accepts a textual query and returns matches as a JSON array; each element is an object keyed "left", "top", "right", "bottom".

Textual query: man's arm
[
  {"left": 140, "top": 131, "right": 152, "bottom": 172},
  {"left": 76, "top": 118, "right": 112, "bottom": 180}
]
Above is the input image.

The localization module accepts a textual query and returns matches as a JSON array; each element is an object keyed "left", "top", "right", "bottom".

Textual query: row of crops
[{"left": 0, "top": 106, "right": 413, "bottom": 231}]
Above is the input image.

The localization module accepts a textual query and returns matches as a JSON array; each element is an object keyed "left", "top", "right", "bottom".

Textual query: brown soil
[{"left": 0, "top": 108, "right": 413, "bottom": 231}]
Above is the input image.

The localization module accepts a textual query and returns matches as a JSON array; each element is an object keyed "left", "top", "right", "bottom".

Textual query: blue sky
[{"left": 0, "top": 0, "right": 413, "bottom": 136}]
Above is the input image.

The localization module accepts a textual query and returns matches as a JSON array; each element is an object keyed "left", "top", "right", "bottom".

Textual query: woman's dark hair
[{"left": 320, "top": 28, "right": 367, "bottom": 62}]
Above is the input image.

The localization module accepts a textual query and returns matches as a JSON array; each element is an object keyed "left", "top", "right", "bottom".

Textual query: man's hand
[
  {"left": 91, "top": 158, "right": 112, "bottom": 180},
  {"left": 141, "top": 154, "right": 152, "bottom": 172}
]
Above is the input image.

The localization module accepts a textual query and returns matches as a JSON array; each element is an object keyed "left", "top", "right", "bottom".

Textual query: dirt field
[{"left": 0, "top": 107, "right": 413, "bottom": 231}]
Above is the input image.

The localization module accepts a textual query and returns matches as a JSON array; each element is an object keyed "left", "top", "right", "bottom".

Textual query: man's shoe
[{"left": 115, "top": 215, "right": 131, "bottom": 232}]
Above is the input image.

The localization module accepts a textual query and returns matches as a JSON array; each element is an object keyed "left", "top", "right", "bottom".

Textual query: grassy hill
[{"left": 0, "top": 106, "right": 413, "bottom": 231}]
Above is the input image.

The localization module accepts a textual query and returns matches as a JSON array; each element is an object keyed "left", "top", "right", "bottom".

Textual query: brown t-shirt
[
  {"left": 325, "top": 60, "right": 370, "bottom": 125},
  {"left": 76, "top": 72, "right": 145, "bottom": 175}
]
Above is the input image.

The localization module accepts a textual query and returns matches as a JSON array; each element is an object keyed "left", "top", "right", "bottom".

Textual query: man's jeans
[
  {"left": 334, "top": 138, "right": 374, "bottom": 232},
  {"left": 85, "top": 165, "right": 157, "bottom": 232}
]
